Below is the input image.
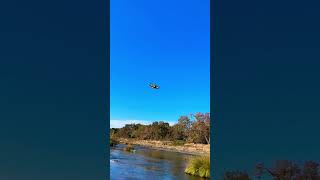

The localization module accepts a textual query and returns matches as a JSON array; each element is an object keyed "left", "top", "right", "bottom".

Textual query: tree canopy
[{"left": 111, "top": 112, "right": 210, "bottom": 144}]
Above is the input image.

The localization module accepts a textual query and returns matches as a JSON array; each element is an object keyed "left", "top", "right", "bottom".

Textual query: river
[{"left": 110, "top": 144, "right": 206, "bottom": 180}]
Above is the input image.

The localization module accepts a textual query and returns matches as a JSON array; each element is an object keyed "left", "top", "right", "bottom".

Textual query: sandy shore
[{"left": 118, "top": 138, "right": 210, "bottom": 155}]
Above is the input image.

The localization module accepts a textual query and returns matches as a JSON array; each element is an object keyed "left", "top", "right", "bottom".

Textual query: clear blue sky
[{"left": 110, "top": 0, "right": 210, "bottom": 126}]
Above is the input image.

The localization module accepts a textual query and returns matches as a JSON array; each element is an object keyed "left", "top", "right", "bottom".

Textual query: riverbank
[
  {"left": 118, "top": 138, "right": 210, "bottom": 155},
  {"left": 111, "top": 143, "right": 207, "bottom": 180}
]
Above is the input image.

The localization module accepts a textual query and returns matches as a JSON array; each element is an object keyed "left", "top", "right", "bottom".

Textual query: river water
[{"left": 110, "top": 144, "right": 206, "bottom": 180}]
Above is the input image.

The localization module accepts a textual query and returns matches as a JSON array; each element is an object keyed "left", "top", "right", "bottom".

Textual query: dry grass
[{"left": 119, "top": 138, "right": 209, "bottom": 155}]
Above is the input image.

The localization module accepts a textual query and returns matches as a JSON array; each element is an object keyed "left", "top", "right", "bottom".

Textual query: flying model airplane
[{"left": 149, "top": 83, "right": 160, "bottom": 89}]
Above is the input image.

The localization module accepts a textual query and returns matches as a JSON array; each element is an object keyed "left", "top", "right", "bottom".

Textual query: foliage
[
  {"left": 110, "top": 138, "right": 119, "bottom": 147},
  {"left": 188, "top": 113, "right": 210, "bottom": 144},
  {"left": 110, "top": 128, "right": 118, "bottom": 137},
  {"left": 111, "top": 112, "right": 210, "bottom": 144},
  {"left": 185, "top": 156, "right": 210, "bottom": 178},
  {"left": 172, "top": 140, "right": 186, "bottom": 146},
  {"left": 174, "top": 116, "right": 192, "bottom": 140}
]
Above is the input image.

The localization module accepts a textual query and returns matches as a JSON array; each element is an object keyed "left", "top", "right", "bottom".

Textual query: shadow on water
[{"left": 110, "top": 144, "right": 205, "bottom": 180}]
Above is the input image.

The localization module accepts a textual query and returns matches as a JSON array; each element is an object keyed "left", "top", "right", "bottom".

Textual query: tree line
[{"left": 110, "top": 112, "right": 210, "bottom": 144}]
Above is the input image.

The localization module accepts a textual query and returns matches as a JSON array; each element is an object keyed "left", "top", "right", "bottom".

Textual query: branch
[{"left": 204, "top": 135, "right": 210, "bottom": 144}]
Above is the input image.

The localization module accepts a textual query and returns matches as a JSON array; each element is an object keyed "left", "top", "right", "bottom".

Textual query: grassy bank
[
  {"left": 118, "top": 138, "right": 210, "bottom": 155},
  {"left": 185, "top": 156, "right": 210, "bottom": 178}
]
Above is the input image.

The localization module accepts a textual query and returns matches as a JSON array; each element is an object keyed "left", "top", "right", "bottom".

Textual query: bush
[
  {"left": 185, "top": 156, "right": 210, "bottom": 178},
  {"left": 172, "top": 140, "right": 186, "bottom": 146},
  {"left": 110, "top": 138, "right": 119, "bottom": 147}
]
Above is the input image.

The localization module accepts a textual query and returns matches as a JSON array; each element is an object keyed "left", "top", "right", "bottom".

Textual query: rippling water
[{"left": 110, "top": 144, "right": 205, "bottom": 180}]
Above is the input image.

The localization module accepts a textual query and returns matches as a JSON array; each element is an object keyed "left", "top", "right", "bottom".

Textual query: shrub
[
  {"left": 185, "top": 156, "right": 210, "bottom": 178},
  {"left": 172, "top": 140, "right": 186, "bottom": 146},
  {"left": 110, "top": 138, "right": 119, "bottom": 147}
]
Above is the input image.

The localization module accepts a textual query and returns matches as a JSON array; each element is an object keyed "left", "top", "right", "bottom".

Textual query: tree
[
  {"left": 170, "top": 124, "right": 184, "bottom": 140},
  {"left": 188, "top": 113, "right": 210, "bottom": 144},
  {"left": 110, "top": 112, "right": 210, "bottom": 144},
  {"left": 110, "top": 128, "right": 119, "bottom": 138},
  {"left": 131, "top": 124, "right": 144, "bottom": 139},
  {"left": 170, "top": 116, "right": 192, "bottom": 141}
]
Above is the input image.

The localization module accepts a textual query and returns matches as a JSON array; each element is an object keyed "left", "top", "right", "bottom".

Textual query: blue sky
[{"left": 110, "top": 0, "right": 210, "bottom": 127}]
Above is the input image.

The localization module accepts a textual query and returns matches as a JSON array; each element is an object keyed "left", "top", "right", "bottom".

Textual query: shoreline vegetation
[
  {"left": 110, "top": 112, "right": 211, "bottom": 179},
  {"left": 185, "top": 156, "right": 210, "bottom": 178},
  {"left": 118, "top": 138, "right": 210, "bottom": 155}
]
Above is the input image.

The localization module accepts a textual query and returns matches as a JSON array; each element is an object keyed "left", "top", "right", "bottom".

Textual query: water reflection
[{"left": 110, "top": 144, "right": 205, "bottom": 180}]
